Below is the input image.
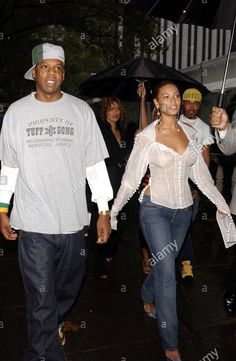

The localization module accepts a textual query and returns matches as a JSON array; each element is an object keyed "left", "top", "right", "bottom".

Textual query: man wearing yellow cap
[{"left": 177, "top": 88, "right": 214, "bottom": 280}]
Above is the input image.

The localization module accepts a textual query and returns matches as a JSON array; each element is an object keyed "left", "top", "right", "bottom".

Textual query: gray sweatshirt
[{"left": 0, "top": 92, "right": 109, "bottom": 233}]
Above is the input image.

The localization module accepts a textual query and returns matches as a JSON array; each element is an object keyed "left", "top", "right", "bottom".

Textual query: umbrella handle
[
  {"left": 139, "top": 95, "right": 149, "bottom": 129},
  {"left": 139, "top": 98, "right": 143, "bottom": 129},
  {"left": 218, "top": 93, "right": 224, "bottom": 108},
  {"left": 218, "top": 14, "right": 236, "bottom": 108}
]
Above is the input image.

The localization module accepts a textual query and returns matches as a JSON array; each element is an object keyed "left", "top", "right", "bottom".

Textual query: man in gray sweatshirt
[{"left": 0, "top": 43, "right": 113, "bottom": 361}]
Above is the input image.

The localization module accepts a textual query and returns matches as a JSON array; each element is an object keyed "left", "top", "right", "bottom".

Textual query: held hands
[
  {"left": 0, "top": 212, "right": 18, "bottom": 241},
  {"left": 209, "top": 107, "right": 229, "bottom": 130},
  {"left": 96, "top": 213, "right": 111, "bottom": 244}
]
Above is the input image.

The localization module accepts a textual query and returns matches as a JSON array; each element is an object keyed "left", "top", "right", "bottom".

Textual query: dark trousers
[
  {"left": 88, "top": 208, "right": 121, "bottom": 277},
  {"left": 18, "top": 230, "right": 86, "bottom": 361},
  {"left": 225, "top": 215, "right": 236, "bottom": 293}
]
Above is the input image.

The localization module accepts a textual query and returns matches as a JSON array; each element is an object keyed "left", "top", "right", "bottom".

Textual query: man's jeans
[
  {"left": 18, "top": 230, "right": 86, "bottom": 361},
  {"left": 139, "top": 196, "right": 192, "bottom": 351}
]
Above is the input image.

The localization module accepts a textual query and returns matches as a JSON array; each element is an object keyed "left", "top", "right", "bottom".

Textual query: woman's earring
[
  {"left": 157, "top": 109, "right": 160, "bottom": 118},
  {"left": 176, "top": 112, "right": 180, "bottom": 120}
]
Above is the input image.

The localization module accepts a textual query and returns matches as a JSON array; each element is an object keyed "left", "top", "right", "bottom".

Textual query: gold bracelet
[{"left": 98, "top": 210, "right": 110, "bottom": 217}]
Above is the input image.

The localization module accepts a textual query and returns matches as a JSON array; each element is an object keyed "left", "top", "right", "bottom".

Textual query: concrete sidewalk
[{"left": 0, "top": 198, "right": 236, "bottom": 361}]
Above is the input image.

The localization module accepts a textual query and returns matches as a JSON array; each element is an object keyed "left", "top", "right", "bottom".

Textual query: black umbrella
[
  {"left": 124, "top": 0, "right": 236, "bottom": 29},
  {"left": 122, "top": 0, "right": 236, "bottom": 106},
  {"left": 77, "top": 57, "right": 209, "bottom": 102}
]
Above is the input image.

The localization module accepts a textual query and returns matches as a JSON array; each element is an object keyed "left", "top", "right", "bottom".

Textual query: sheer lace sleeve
[{"left": 190, "top": 153, "right": 236, "bottom": 248}]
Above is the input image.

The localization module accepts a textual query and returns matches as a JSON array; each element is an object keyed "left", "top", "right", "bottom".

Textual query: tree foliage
[{"left": 0, "top": 0, "right": 159, "bottom": 102}]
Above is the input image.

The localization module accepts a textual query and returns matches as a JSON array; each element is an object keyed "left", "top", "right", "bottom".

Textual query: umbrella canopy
[
  {"left": 77, "top": 57, "right": 209, "bottom": 101},
  {"left": 122, "top": 0, "right": 236, "bottom": 106},
  {"left": 125, "top": 0, "right": 236, "bottom": 29}
]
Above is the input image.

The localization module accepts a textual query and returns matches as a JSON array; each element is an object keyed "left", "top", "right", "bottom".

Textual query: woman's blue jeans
[
  {"left": 176, "top": 195, "right": 199, "bottom": 269},
  {"left": 139, "top": 196, "right": 192, "bottom": 351}
]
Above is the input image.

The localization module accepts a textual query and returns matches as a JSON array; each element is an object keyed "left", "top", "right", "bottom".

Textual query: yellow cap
[{"left": 182, "top": 88, "right": 202, "bottom": 102}]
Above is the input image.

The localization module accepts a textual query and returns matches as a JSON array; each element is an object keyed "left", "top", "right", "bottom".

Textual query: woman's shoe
[
  {"left": 223, "top": 290, "right": 236, "bottom": 314},
  {"left": 165, "top": 351, "right": 181, "bottom": 361},
  {"left": 142, "top": 260, "right": 151, "bottom": 275},
  {"left": 100, "top": 274, "right": 109, "bottom": 280},
  {"left": 144, "top": 303, "right": 156, "bottom": 319},
  {"left": 58, "top": 323, "right": 66, "bottom": 346}
]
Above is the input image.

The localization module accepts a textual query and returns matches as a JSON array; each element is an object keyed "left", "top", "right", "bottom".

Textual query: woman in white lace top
[{"left": 110, "top": 81, "right": 236, "bottom": 361}]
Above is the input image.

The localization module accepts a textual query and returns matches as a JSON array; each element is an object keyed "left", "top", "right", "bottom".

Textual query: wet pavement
[{"left": 0, "top": 197, "right": 236, "bottom": 361}]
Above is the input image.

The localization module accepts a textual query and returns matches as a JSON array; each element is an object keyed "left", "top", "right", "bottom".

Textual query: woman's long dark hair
[{"left": 99, "top": 97, "right": 125, "bottom": 129}]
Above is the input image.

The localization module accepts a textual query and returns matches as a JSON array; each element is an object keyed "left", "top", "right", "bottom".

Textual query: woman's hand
[
  {"left": 137, "top": 82, "right": 146, "bottom": 99},
  {"left": 217, "top": 209, "right": 227, "bottom": 218}
]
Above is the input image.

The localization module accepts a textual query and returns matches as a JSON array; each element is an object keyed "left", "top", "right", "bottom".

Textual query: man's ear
[{"left": 32, "top": 69, "right": 36, "bottom": 80}]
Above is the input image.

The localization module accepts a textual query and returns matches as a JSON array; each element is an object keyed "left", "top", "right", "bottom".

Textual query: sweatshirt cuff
[
  {"left": 218, "top": 128, "right": 228, "bottom": 139},
  {"left": 0, "top": 202, "right": 10, "bottom": 213},
  {"left": 97, "top": 199, "right": 109, "bottom": 213},
  {"left": 0, "top": 190, "right": 13, "bottom": 204}
]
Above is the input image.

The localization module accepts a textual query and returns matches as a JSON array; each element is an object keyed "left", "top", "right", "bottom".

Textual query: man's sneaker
[
  {"left": 59, "top": 323, "right": 66, "bottom": 346},
  {"left": 181, "top": 260, "right": 193, "bottom": 279}
]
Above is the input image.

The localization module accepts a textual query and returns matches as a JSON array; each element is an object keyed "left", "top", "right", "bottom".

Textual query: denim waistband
[{"left": 142, "top": 195, "right": 151, "bottom": 201}]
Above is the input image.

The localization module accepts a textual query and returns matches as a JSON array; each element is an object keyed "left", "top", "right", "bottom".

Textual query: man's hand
[
  {"left": 96, "top": 214, "right": 111, "bottom": 244},
  {"left": 0, "top": 213, "right": 17, "bottom": 240},
  {"left": 209, "top": 106, "right": 229, "bottom": 130}
]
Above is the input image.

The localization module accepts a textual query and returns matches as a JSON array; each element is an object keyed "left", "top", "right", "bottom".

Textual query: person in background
[
  {"left": 137, "top": 81, "right": 150, "bottom": 130},
  {"left": 110, "top": 80, "right": 235, "bottom": 361},
  {"left": 88, "top": 96, "right": 131, "bottom": 279},
  {"left": 209, "top": 106, "right": 236, "bottom": 315},
  {"left": 137, "top": 82, "right": 151, "bottom": 274},
  {"left": 177, "top": 88, "right": 214, "bottom": 280},
  {"left": 0, "top": 43, "right": 113, "bottom": 361}
]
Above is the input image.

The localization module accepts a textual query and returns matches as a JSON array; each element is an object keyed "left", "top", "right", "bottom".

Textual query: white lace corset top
[{"left": 145, "top": 140, "right": 198, "bottom": 209}]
